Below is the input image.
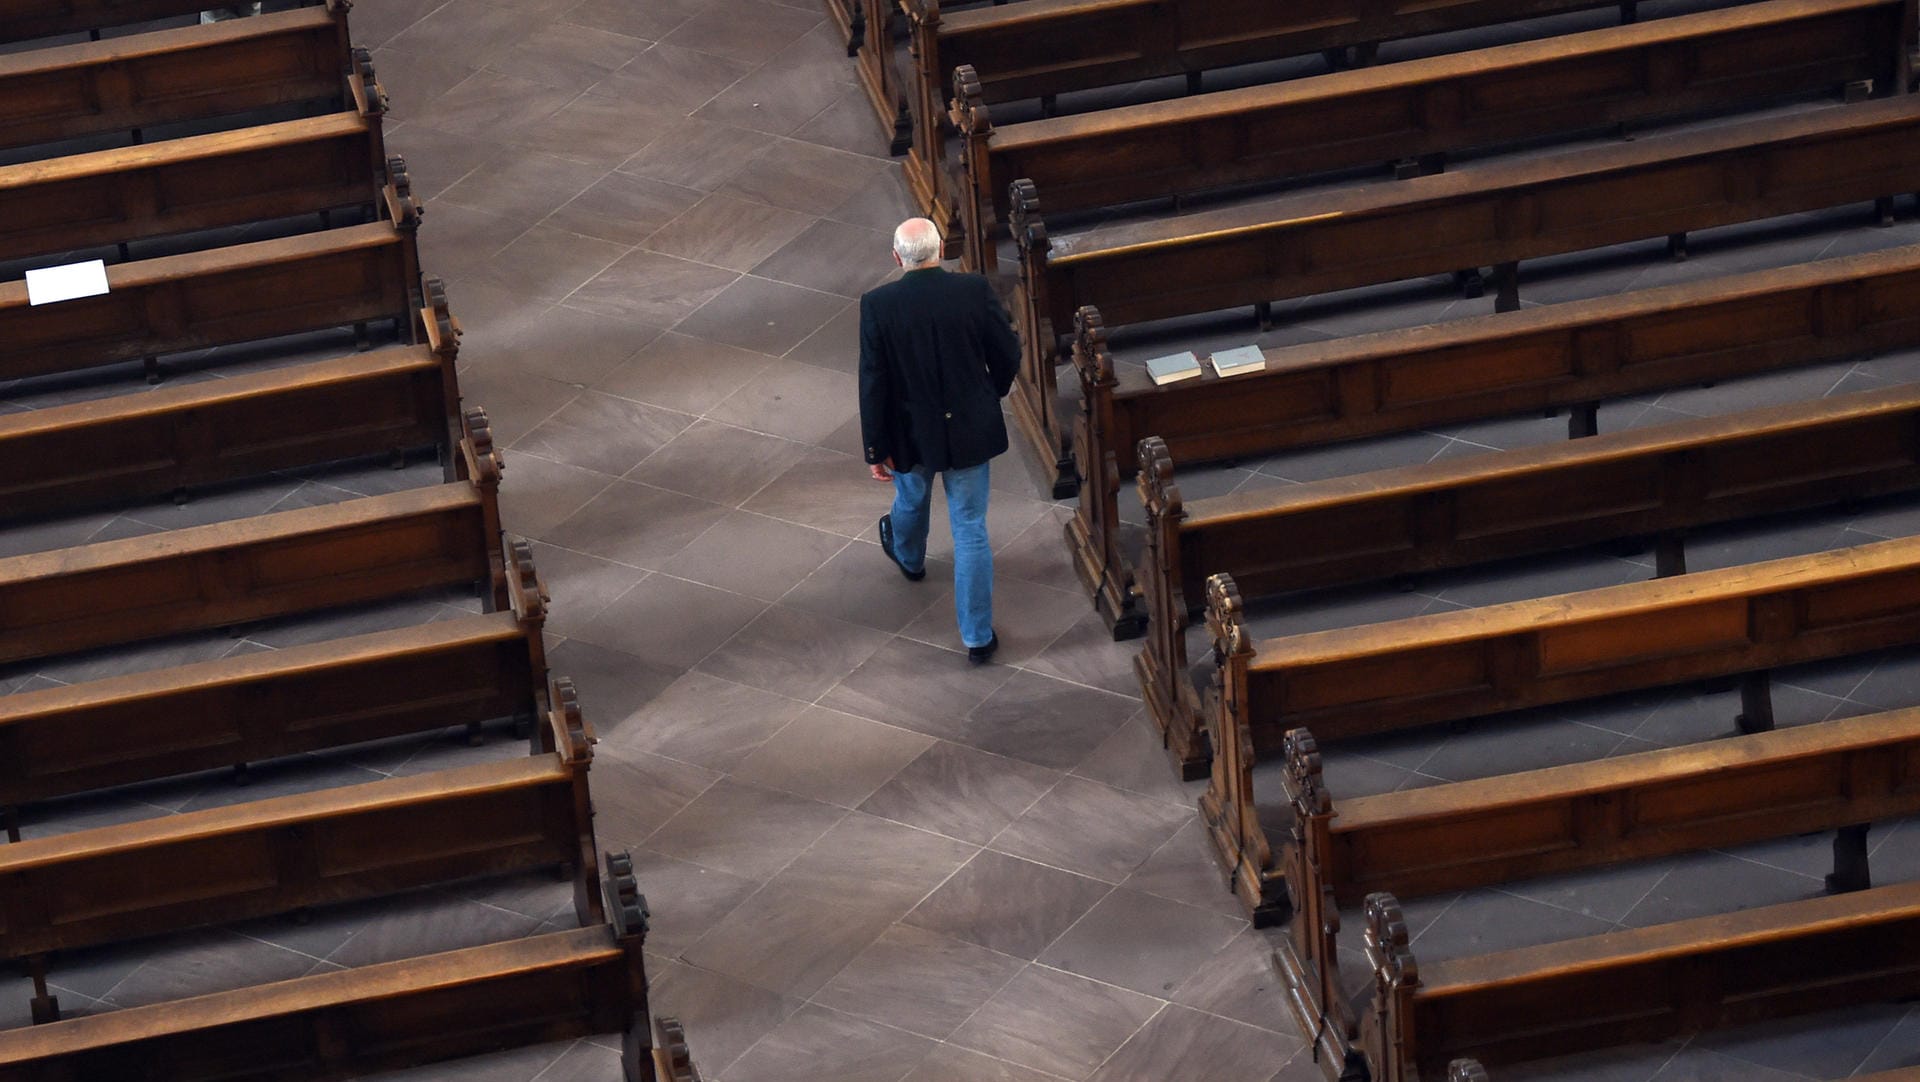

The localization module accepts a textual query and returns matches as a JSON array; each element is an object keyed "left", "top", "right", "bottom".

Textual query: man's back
[{"left": 858, "top": 267, "right": 1021, "bottom": 474}]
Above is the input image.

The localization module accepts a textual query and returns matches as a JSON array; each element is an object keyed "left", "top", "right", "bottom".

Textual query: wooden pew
[
  {"left": 1276, "top": 711, "right": 1920, "bottom": 1077},
  {"left": 654, "top": 1017, "right": 706, "bottom": 1082},
  {"left": 0, "top": 5, "right": 362, "bottom": 155},
  {"left": 0, "top": 542, "right": 552, "bottom": 841},
  {"left": 1134, "top": 379, "right": 1920, "bottom": 778},
  {"left": 0, "top": 0, "right": 320, "bottom": 43},
  {"left": 1012, "top": 94, "right": 1920, "bottom": 494},
  {"left": 1356, "top": 884, "right": 1920, "bottom": 1080},
  {"left": 0, "top": 219, "right": 431, "bottom": 385},
  {"left": 950, "top": 0, "right": 1915, "bottom": 271},
  {"left": 870, "top": 0, "right": 1655, "bottom": 224},
  {"left": 0, "top": 676, "right": 602, "bottom": 1023},
  {"left": 0, "top": 344, "right": 461, "bottom": 523},
  {"left": 0, "top": 101, "right": 399, "bottom": 266},
  {"left": 0, "top": 420, "right": 506, "bottom": 667},
  {"left": 1198, "top": 533, "right": 1920, "bottom": 921},
  {"left": 0, "top": 851, "right": 674, "bottom": 1081},
  {"left": 1067, "top": 240, "right": 1920, "bottom": 621}
]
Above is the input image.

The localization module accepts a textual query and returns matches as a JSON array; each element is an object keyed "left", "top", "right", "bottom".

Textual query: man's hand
[{"left": 869, "top": 458, "right": 895, "bottom": 482}]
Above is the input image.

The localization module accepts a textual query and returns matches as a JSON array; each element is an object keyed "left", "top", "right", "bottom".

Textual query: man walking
[{"left": 859, "top": 218, "right": 1022, "bottom": 664}]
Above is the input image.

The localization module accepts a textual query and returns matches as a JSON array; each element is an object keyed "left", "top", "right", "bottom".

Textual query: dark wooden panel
[{"left": 0, "top": 0, "right": 321, "bottom": 43}]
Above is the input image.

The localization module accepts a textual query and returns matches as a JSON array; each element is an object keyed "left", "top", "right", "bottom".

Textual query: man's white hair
[{"left": 893, "top": 218, "right": 942, "bottom": 267}]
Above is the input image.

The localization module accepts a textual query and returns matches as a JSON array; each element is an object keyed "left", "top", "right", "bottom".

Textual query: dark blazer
[{"left": 858, "top": 267, "right": 1022, "bottom": 474}]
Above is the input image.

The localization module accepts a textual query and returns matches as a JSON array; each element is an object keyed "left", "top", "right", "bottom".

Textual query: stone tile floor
[{"left": 3, "top": 0, "right": 1920, "bottom": 1079}]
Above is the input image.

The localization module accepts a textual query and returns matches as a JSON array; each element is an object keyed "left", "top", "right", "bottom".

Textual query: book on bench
[
  {"left": 1209, "top": 345, "right": 1265, "bottom": 378},
  {"left": 1146, "top": 350, "right": 1203, "bottom": 386}
]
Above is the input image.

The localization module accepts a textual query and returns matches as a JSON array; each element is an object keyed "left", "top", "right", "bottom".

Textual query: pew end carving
[
  {"left": 1275, "top": 729, "right": 1368, "bottom": 1081},
  {"left": 951, "top": 64, "right": 994, "bottom": 271},
  {"left": 1134, "top": 435, "right": 1209, "bottom": 777},
  {"left": 348, "top": 46, "right": 389, "bottom": 119},
  {"left": 653, "top": 1017, "right": 704, "bottom": 1082},
  {"left": 545, "top": 677, "right": 604, "bottom": 926},
  {"left": 1065, "top": 308, "right": 1146, "bottom": 639},
  {"left": 1197, "top": 574, "right": 1285, "bottom": 924},
  {"left": 1359, "top": 893, "right": 1420, "bottom": 1082},
  {"left": 1008, "top": 180, "right": 1076, "bottom": 497},
  {"left": 458, "top": 407, "right": 509, "bottom": 610}
]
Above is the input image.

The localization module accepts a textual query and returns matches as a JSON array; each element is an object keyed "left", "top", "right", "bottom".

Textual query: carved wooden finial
[
  {"left": 508, "top": 539, "right": 549, "bottom": 623},
  {"left": 1283, "top": 728, "right": 1331, "bottom": 816},
  {"left": 386, "top": 155, "right": 423, "bottom": 228},
  {"left": 656, "top": 1018, "right": 699, "bottom": 1082},
  {"left": 1009, "top": 179, "right": 1047, "bottom": 255},
  {"left": 325, "top": 0, "right": 352, "bottom": 13},
  {"left": 1205, "top": 572, "right": 1249, "bottom": 660},
  {"left": 1447, "top": 1061, "right": 1490, "bottom": 1082},
  {"left": 604, "top": 851, "right": 651, "bottom": 940},
  {"left": 422, "top": 277, "right": 461, "bottom": 358},
  {"left": 462, "top": 406, "right": 503, "bottom": 481},
  {"left": 351, "top": 48, "right": 388, "bottom": 116},
  {"left": 1071, "top": 306, "right": 1114, "bottom": 386},
  {"left": 950, "top": 64, "right": 989, "bottom": 135},
  {"left": 1137, "top": 436, "right": 1182, "bottom": 520},
  {"left": 549, "top": 676, "right": 594, "bottom": 762},
  {"left": 1364, "top": 892, "right": 1419, "bottom": 990}
]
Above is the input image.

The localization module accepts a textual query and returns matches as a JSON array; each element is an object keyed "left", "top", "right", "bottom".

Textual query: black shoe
[
  {"left": 878, "top": 514, "right": 925, "bottom": 581},
  {"left": 967, "top": 632, "right": 999, "bottom": 666}
]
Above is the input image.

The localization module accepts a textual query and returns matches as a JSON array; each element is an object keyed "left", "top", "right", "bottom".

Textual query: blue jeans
[{"left": 890, "top": 461, "right": 993, "bottom": 648}]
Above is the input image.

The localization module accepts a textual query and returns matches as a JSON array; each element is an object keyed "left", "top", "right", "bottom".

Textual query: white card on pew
[
  {"left": 26, "top": 260, "right": 109, "bottom": 306},
  {"left": 1209, "top": 345, "right": 1266, "bottom": 378}
]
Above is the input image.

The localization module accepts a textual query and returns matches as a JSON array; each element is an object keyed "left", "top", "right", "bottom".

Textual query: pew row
[
  {"left": 0, "top": 345, "right": 459, "bottom": 523},
  {"left": 1276, "top": 711, "right": 1920, "bottom": 1078},
  {"left": 1012, "top": 94, "right": 1920, "bottom": 493},
  {"left": 1199, "top": 534, "right": 1920, "bottom": 921},
  {"left": 0, "top": 546, "right": 551, "bottom": 841},
  {"left": 0, "top": 419, "right": 506, "bottom": 667},
  {"left": 0, "top": 853, "right": 684, "bottom": 1082},
  {"left": 1135, "top": 379, "right": 1920, "bottom": 777},
  {"left": 0, "top": 221, "right": 431, "bottom": 385},
  {"left": 873, "top": 0, "right": 1655, "bottom": 225},
  {"left": 0, "top": 103, "right": 401, "bottom": 266},
  {"left": 0, "top": 5, "right": 361, "bottom": 154},
  {"left": 0, "top": 0, "right": 322, "bottom": 44},
  {"left": 1067, "top": 240, "right": 1920, "bottom": 623},
  {"left": 1357, "top": 884, "right": 1920, "bottom": 1080},
  {"left": 951, "top": 0, "right": 1914, "bottom": 270},
  {"left": 0, "top": 678, "right": 600, "bottom": 1022}
]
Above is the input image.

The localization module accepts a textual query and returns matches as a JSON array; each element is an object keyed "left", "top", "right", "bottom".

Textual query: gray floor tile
[
  {"left": 812, "top": 925, "right": 1026, "bottom": 1039},
  {"left": 545, "top": 171, "right": 705, "bottom": 247},
  {"left": 695, "top": 603, "right": 891, "bottom": 699},
  {"left": 722, "top": 1004, "right": 936, "bottom": 1082},
  {"left": 703, "top": 355, "right": 858, "bottom": 443},
  {"left": 899, "top": 1044, "right": 1076, "bottom": 1082},
  {"left": 512, "top": 392, "right": 694, "bottom": 477},
  {"left": 1087, "top": 1005, "right": 1302, "bottom": 1082},
  {"left": 600, "top": 670, "right": 808, "bottom": 771},
  {"left": 659, "top": 0, "right": 822, "bottom": 65},
  {"left": 659, "top": 508, "right": 849, "bottom": 601},
  {"left": 1039, "top": 888, "right": 1244, "bottom": 998},
  {"left": 645, "top": 192, "right": 815, "bottom": 272},
  {"left": 728, "top": 705, "right": 932, "bottom": 808},
  {"left": 545, "top": 479, "right": 732, "bottom": 567},
  {"left": 674, "top": 275, "right": 848, "bottom": 355},
  {"left": 823, "top": 637, "right": 1017, "bottom": 741},
  {"left": 961, "top": 672, "right": 1140, "bottom": 771},
  {"left": 569, "top": 573, "right": 766, "bottom": 670},
  {"left": 858, "top": 740, "right": 1061, "bottom": 846},
  {"left": 905, "top": 849, "right": 1112, "bottom": 961},
  {"left": 643, "top": 777, "right": 847, "bottom": 881},
  {"left": 594, "top": 331, "right": 780, "bottom": 416},
  {"left": 991, "top": 776, "right": 1192, "bottom": 884},
  {"left": 949, "top": 964, "right": 1162, "bottom": 1081},
  {"left": 621, "top": 848, "right": 761, "bottom": 958},
  {"left": 649, "top": 957, "right": 806, "bottom": 1077},
  {"left": 563, "top": 249, "right": 741, "bottom": 326},
  {"left": 782, "top": 543, "right": 945, "bottom": 632}
]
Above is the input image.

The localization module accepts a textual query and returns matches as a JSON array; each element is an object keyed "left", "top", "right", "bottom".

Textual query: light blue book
[
  {"left": 1145, "top": 350, "right": 1203, "bottom": 386},
  {"left": 1209, "top": 345, "right": 1266, "bottom": 378}
]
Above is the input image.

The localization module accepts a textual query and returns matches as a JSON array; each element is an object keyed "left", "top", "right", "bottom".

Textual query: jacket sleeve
[
  {"left": 979, "top": 278, "right": 1022, "bottom": 399},
  {"left": 857, "top": 293, "right": 892, "bottom": 465}
]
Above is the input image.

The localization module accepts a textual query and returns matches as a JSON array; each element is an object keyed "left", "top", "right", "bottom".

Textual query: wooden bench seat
[
  {"left": 1012, "top": 94, "right": 1920, "bottom": 493},
  {"left": 1133, "top": 379, "right": 1920, "bottom": 777},
  {"left": 0, "top": 0, "right": 320, "bottom": 44},
  {"left": 0, "top": 426, "right": 505, "bottom": 667},
  {"left": 0, "top": 220, "right": 429, "bottom": 385},
  {"left": 0, "top": 344, "right": 458, "bottom": 523},
  {"left": 0, "top": 681, "right": 601, "bottom": 1022},
  {"left": 1356, "top": 882, "right": 1920, "bottom": 1079},
  {"left": 950, "top": 0, "right": 1913, "bottom": 270},
  {"left": 0, "top": 103, "right": 399, "bottom": 266},
  {"left": 0, "top": 851, "right": 680, "bottom": 1082},
  {"left": 0, "top": 4, "right": 358, "bottom": 154},
  {"left": 0, "top": 542, "right": 551, "bottom": 840},
  {"left": 865, "top": 0, "right": 1652, "bottom": 223},
  {"left": 1274, "top": 710, "right": 1920, "bottom": 1076},
  {"left": 1197, "top": 533, "right": 1920, "bottom": 921},
  {"left": 1067, "top": 238, "right": 1920, "bottom": 621}
]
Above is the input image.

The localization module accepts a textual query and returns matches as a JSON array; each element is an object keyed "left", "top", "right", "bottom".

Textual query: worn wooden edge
[
  {"left": 0, "top": 753, "right": 568, "bottom": 869},
  {"left": 0, "top": 481, "right": 478, "bottom": 582},
  {"left": 1054, "top": 95, "right": 1920, "bottom": 258},
  {"left": 0, "top": 925, "right": 618, "bottom": 1059},
  {"left": 0, "top": 4, "right": 336, "bottom": 77},
  {"left": 507, "top": 539, "right": 550, "bottom": 625},
  {"left": 0, "top": 220, "right": 405, "bottom": 309},
  {"left": 421, "top": 276, "right": 462, "bottom": 358},
  {"left": 546, "top": 676, "right": 597, "bottom": 766},
  {"left": 0, "top": 109, "right": 369, "bottom": 189},
  {"left": 1338, "top": 702, "right": 1920, "bottom": 831},
  {"left": 1250, "top": 533, "right": 1920, "bottom": 666},
  {"left": 1179, "top": 379, "right": 1920, "bottom": 528},
  {"left": 0, "top": 345, "right": 436, "bottom": 440},
  {"left": 990, "top": 0, "right": 1898, "bottom": 151}
]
